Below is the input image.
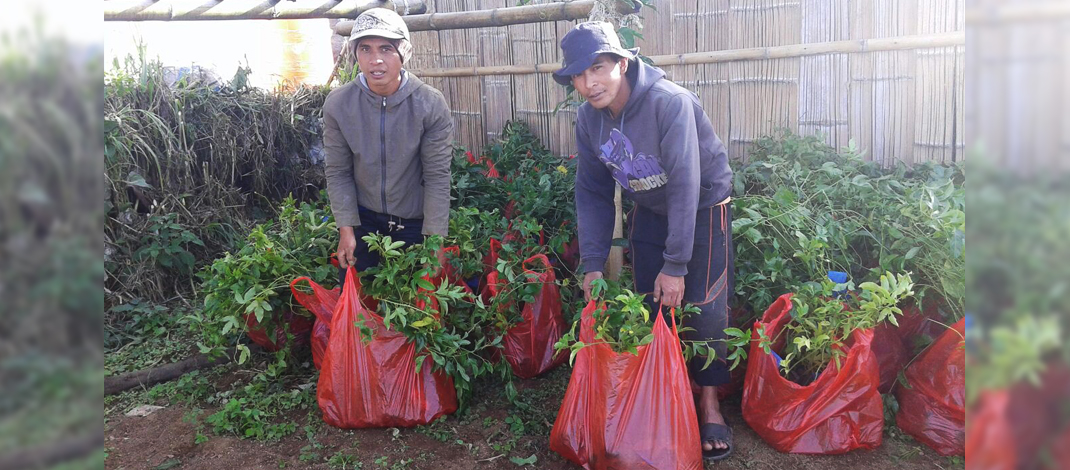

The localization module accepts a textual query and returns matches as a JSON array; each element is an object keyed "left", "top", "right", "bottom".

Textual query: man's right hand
[
  {"left": 337, "top": 227, "right": 357, "bottom": 269},
  {"left": 582, "top": 271, "right": 604, "bottom": 302}
]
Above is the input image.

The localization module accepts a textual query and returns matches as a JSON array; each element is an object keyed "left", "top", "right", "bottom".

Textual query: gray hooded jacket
[{"left": 322, "top": 72, "right": 453, "bottom": 235}]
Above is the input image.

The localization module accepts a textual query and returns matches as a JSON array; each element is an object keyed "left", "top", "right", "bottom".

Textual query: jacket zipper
[{"left": 380, "top": 96, "right": 388, "bottom": 214}]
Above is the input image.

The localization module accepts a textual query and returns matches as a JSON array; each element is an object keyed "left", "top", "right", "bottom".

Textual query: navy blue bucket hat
[{"left": 553, "top": 21, "right": 639, "bottom": 86}]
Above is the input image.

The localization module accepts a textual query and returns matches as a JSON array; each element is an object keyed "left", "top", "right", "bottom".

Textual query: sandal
[{"left": 700, "top": 423, "right": 733, "bottom": 461}]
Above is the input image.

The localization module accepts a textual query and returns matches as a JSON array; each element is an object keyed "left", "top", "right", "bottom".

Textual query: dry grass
[{"left": 104, "top": 46, "right": 329, "bottom": 308}]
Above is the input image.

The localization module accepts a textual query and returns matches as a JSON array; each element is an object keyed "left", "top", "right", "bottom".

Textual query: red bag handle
[
  {"left": 656, "top": 304, "right": 680, "bottom": 339},
  {"left": 761, "top": 293, "right": 793, "bottom": 324},
  {"left": 290, "top": 276, "right": 332, "bottom": 323},
  {"left": 579, "top": 299, "right": 600, "bottom": 343},
  {"left": 755, "top": 293, "right": 795, "bottom": 349},
  {"left": 435, "top": 245, "right": 458, "bottom": 266},
  {"left": 489, "top": 238, "right": 502, "bottom": 263},
  {"left": 521, "top": 254, "right": 552, "bottom": 272}
]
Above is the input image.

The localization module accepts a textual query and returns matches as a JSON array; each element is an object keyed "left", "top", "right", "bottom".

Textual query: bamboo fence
[
  {"left": 340, "top": 0, "right": 968, "bottom": 164},
  {"left": 966, "top": 0, "right": 1070, "bottom": 171}
]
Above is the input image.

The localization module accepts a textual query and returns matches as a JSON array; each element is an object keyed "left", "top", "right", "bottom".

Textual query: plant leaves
[
  {"left": 126, "top": 171, "right": 153, "bottom": 189},
  {"left": 237, "top": 344, "right": 250, "bottom": 365},
  {"left": 904, "top": 246, "right": 920, "bottom": 260},
  {"left": 509, "top": 454, "right": 537, "bottom": 466},
  {"left": 416, "top": 278, "right": 435, "bottom": 291}
]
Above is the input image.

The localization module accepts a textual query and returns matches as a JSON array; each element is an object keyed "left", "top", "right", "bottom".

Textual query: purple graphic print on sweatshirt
[{"left": 598, "top": 128, "right": 668, "bottom": 193}]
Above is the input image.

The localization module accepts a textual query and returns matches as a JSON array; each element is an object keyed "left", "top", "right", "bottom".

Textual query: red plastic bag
[
  {"left": 481, "top": 254, "right": 567, "bottom": 378},
  {"left": 896, "top": 300, "right": 942, "bottom": 342},
  {"left": 871, "top": 322, "right": 909, "bottom": 393},
  {"left": 315, "top": 267, "right": 458, "bottom": 428},
  {"left": 964, "top": 365, "right": 1070, "bottom": 470},
  {"left": 549, "top": 301, "right": 703, "bottom": 470},
  {"left": 417, "top": 246, "right": 476, "bottom": 314},
  {"left": 481, "top": 239, "right": 504, "bottom": 284},
  {"left": 872, "top": 297, "right": 951, "bottom": 393},
  {"left": 965, "top": 390, "right": 1016, "bottom": 470},
  {"left": 502, "top": 255, "right": 567, "bottom": 378},
  {"left": 466, "top": 151, "right": 501, "bottom": 179},
  {"left": 742, "top": 294, "right": 883, "bottom": 454},
  {"left": 557, "top": 233, "right": 581, "bottom": 273},
  {"left": 290, "top": 277, "right": 341, "bottom": 369},
  {"left": 244, "top": 310, "right": 313, "bottom": 352},
  {"left": 291, "top": 276, "right": 378, "bottom": 370},
  {"left": 895, "top": 318, "right": 965, "bottom": 456},
  {"left": 1044, "top": 426, "right": 1070, "bottom": 470},
  {"left": 503, "top": 199, "right": 517, "bottom": 218},
  {"left": 434, "top": 246, "right": 469, "bottom": 287},
  {"left": 293, "top": 247, "right": 468, "bottom": 371},
  {"left": 1005, "top": 364, "right": 1070, "bottom": 469}
]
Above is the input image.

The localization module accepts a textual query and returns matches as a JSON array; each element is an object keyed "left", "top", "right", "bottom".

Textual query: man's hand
[
  {"left": 337, "top": 227, "right": 357, "bottom": 269},
  {"left": 653, "top": 273, "right": 685, "bottom": 307},
  {"left": 582, "top": 271, "right": 604, "bottom": 302}
]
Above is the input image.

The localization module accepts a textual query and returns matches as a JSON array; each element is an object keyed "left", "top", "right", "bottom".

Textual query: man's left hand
[{"left": 652, "top": 273, "right": 685, "bottom": 307}]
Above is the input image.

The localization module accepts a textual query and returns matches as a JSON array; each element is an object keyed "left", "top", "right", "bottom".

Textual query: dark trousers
[
  {"left": 338, "top": 206, "right": 424, "bottom": 288},
  {"left": 630, "top": 203, "right": 734, "bottom": 387}
]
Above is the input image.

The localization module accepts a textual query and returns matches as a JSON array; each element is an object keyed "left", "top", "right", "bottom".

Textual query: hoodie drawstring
[{"left": 598, "top": 108, "right": 627, "bottom": 160}]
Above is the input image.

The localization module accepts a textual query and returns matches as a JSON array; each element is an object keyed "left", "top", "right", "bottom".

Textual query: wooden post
[
  {"left": 605, "top": 185, "right": 624, "bottom": 281},
  {"left": 104, "top": 353, "right": 231, "bottom": 395},
  {"left": 104, "top": 0, "right": 426, "bottom": 21}
]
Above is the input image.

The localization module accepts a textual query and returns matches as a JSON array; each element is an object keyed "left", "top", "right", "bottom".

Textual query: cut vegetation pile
[{"left": 105, "top": 50, "right": 328, "bottom": 309}]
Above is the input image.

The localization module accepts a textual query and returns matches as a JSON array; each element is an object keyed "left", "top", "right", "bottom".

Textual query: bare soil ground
[{"left": 105, "top": 364, "right": 962, "bottom": 470}]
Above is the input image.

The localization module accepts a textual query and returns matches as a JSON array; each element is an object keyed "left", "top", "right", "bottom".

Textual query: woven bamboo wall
[
  {"left": 966, "top": 0, "right": 1070, "bottom": 171},
  {"left": 402, "top": 0, "right": 965, "bottom": 164}
]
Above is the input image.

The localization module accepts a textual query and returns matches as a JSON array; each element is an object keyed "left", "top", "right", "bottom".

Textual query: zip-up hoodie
[
  {"left": 322, "top": 72, "right": 454, "bottom": 235},
  {"left": 575, "top": 59, "right": 732, "bottom": 276}
]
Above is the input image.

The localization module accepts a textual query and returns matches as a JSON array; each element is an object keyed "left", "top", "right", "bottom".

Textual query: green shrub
[{"left": 192, "top": 194, "right": 336, "bottom": 356}]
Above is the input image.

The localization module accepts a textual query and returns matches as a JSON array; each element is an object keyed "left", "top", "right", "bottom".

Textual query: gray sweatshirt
[
  {"left": 322, "top": 72, "right": 454, "bottom": 236},
  {"left": 574, "top": 60, "right": 732, "bottom": 276}
]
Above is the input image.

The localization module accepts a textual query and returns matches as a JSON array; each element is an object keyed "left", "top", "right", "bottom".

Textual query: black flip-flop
[{"left": 700, "top": 423, "right": 733, "bottom": 461}]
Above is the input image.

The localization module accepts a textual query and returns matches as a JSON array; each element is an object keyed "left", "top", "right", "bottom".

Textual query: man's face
[
  {"left": 571, "top": 55, "right": 628, "bottom": 112},
  {"left": 355, "top": 37, "right": 403, "bottom": 95}
]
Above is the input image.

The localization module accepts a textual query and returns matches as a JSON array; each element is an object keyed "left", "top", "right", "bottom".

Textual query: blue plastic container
[{"left": 827, "top": 270, "right": 850, "bottom": 298}]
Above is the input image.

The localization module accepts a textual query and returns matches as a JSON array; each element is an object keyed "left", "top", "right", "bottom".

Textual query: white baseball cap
[{"left": 350, "top": 8, "right": 410, "bottom": 43}]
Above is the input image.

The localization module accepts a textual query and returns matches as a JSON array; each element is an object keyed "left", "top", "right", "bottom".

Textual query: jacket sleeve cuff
[
  {"left": 581, "top": 257, "right": 606, "bottom": 274},
  {"left": 422, "top": 224, "right": 447, "bottom": 237},
  {"left": 335, "top": 213, "right": 361, "bottom": 228},
  {"left": 661, "top": 259, "right": 689, "bottom": 277}
]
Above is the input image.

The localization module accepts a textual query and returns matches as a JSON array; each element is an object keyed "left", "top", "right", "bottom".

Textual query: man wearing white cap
[{"left": 322, "top": 8, "right": 454, "bottom": 285}]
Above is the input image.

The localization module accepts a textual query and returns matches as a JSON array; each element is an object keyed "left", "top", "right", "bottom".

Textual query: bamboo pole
[
  {"left": 605, "top": 185, "right": 623, "bottom": 282},
  {"left": 104, "top": 0, "right": 426, "bottom": 21},
  {"left": 409, "top": 31, "right": 966, "bottom": 77},
  {"left": 965, "top": 2, "right": 1070, "bottom": 24},
  {"left": 334, "top": 0, "right": 637, "bottom": 35}
]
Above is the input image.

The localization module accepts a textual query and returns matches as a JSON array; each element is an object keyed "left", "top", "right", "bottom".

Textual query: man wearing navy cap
[{"left": 555, "top": 21, "right": 736, "bottom": 461}]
